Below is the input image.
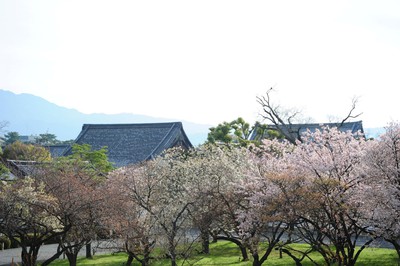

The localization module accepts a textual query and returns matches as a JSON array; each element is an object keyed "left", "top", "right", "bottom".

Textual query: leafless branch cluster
[
  {"left": 256, "top": 88, "right": 363, "bottom": 144},
  {"left": 340, "top": 97, "right": 363, "bottom": 126}
]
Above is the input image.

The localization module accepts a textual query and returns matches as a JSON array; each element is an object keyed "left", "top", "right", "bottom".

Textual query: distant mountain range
[
  {"left": 0, "top": 90, "right": 211, "bottom": 146},
  {"left": 0, "top": 89, "right": 385, "bottom": 146}
]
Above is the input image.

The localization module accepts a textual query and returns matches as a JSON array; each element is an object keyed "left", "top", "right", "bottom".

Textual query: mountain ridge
[
  {"left": 0, "top": 89, "right": 210, "bottom": 146},
  {"left": 0, "top": 89, "right": 385, "bottom": 145}
]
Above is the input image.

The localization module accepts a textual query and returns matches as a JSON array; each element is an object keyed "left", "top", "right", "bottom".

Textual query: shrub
[{"left": 0, "top": 235, "right": 11, "bottom": 250}]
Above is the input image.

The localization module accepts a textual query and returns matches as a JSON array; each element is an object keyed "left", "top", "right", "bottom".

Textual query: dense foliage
[{"left": 2, "top": 141, "right": 52, "bottom": 162}]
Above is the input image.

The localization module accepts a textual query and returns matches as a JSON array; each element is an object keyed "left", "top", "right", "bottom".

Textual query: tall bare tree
[{"left": 256, "top": 88, "right": 362, "bottom": 144}]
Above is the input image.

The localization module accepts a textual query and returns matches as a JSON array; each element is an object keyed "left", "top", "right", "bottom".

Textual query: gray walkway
[{"left": 0, "top": 241, "right": 120, "bottom": 266}]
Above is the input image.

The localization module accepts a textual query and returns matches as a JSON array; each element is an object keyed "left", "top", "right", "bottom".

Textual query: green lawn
[{"left": 49, "top": 241, "right": 399, "bottom": 266}]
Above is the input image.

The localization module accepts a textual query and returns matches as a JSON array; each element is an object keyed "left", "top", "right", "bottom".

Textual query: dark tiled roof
[
  {"left": 63, "top": 122, "right": 193, "bottom": 167},
  {"left": 5, "top": 160, "right": 41, "bottom": 178},
  {"left": 250, "top": 121, "right": 364, "bottom": 141},
  {"left": 44, "top": 144, "right": 70, "bottom": 158}
]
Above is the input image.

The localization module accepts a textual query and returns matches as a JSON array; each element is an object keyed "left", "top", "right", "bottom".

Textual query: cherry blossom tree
[
  {"left": 0, "top": 178, "right": 67, "bottom": 266},
  {"left": 236, "top": 139, "right": 312, "bottom": 266},
  {"left": 150, "top": 149, "right": 196, "bottom": 266},
  {"left": 105, "top": 163, "right": 159, "bottom": 266},
  {"left": 363, "top": 122, "right": 400, "bottom": 258},
  {"left": 0, "top": 143, "right": 111, "bottom": 266},
  {"left": 290, "top": 127, "right": 373, "bottom": 266},
  {"left": 237, "top": 126, "right": 374, "bottom": 266},
  {"left": 36, "top": 159, "right": 106, "bottom": 266},
  {"left": 183, "top": 144, "right": 225, "bottom": 255},
  {"left": 193, "top": 144, "right": 256, "bottom": 261},
  {"left": 185, "top": 144, "right": 252, "bottom": 257},
  {"left": 107, "top": 148, "right": 196, "bottom": 266},
  {"left": 105, "top": 145, "right": 254, "bottom": 265}
]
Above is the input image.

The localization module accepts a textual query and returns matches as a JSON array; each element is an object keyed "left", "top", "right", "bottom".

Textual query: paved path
[
  {"left": 0, "top": 243, "right": 61, "bottom": 266},
  {"left": 0, "top": 241, "right": 120, "bottom": 266}
]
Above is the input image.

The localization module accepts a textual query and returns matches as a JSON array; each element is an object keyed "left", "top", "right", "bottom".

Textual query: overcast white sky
[{"left": 1, "top": 1, "right": 400, "bottom": 128}]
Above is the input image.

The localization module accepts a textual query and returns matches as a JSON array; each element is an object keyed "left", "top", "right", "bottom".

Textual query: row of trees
[
  {"left": 1, "top": 131, "right": 73, "bottom": 146},
  {"left": 1, "top": 122, "right": 399, "bottom": 266},
  {"left": 107, "top": 124, "right": 400, "bottom": 266},
  {"left": 0, "top": 90, "right": 395, "bottom": 266},
  {"left": 0, "top": 119, "right": 72, "bottom": 147}
]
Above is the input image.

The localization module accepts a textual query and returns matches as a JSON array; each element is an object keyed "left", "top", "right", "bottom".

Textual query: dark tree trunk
[
  {"left": 387, "top": 239, "right": 400, "bottom": 260},
  {"left": 395, "top": 243, "right": 400, "bottom": 260},
  {"left": 200, "top": 230, "right": 210, "bottom": 254},
  {"left": 281, "top": 249, "right": 303, "bottom": 266},
  {"left": 216, "top": 236, "right": 248, "bottom": 261},
  {"left": 169, "top": 240, "right": 177, "bottom": 266},
  {"left": 126, "top": 254, "right": 134, "bottom": 266},
  {"left": 142, "top": 241, "right": 152, "bottom": 266},
  {"left": 125, "top": 239, "right": 153, "bottom": 266},
  {"left": 21, "top": 245, "right": 39, "bottom": 266},
  {"left": 41, "top": 244, "right": 65, "bottom": 266},
  {"left": 171, "top": 260, "right": 177, "bottom": 266},
  {"left": 63, "top": 243, "right": 86, "bottom": 266},
  {"left": 142, "top": 255, "right": 150, "bottom": 266},
  {"left": 239, "top": 245, "right": 249, "bottom": 261},
  {"left": 211, "top": 230, "right": 218, "bottom": 243},
  {"left": 252, "top": 252, "right": 260, "bottom": 266},
  {"left": 66, "top": 252, "right": 78, "bottom": 266},
  {"left": 126, "top": 252, "right": 151, "bottom": 266},
  {"left": 86, "top": 242, "right": 92, "bottom": 258},
  {"left": 249, "top": 243, "right": 277, "bottom": 266}
]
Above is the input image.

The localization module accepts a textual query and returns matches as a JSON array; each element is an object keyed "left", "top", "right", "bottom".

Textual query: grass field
[{"left": 50, "top": 241, "right": 399, "bottom": 266}]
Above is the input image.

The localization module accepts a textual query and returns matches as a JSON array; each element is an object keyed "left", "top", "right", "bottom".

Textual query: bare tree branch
[
  {"left": 340, "top": 97, "right": 363, "bottom": 126},
  {"left": 256, "top": 88, "right": 302, "bottom": 144},
  {"left": 257, "top": 89, "right": 364, "bottom": 144}
]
